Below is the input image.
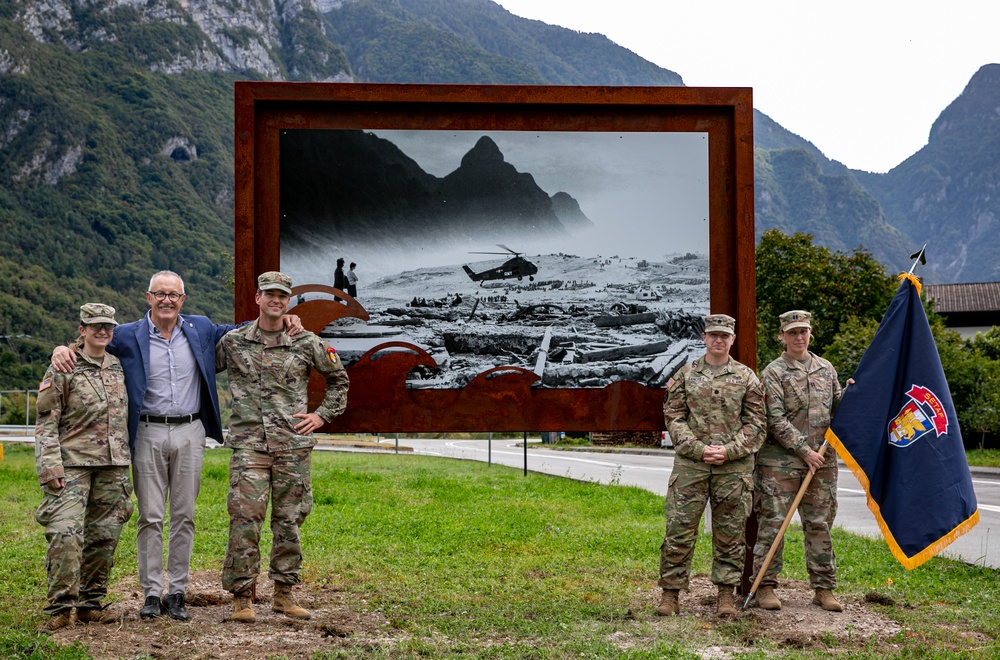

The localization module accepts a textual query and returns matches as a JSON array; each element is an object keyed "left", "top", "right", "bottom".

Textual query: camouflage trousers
[
  {"left": 659, "top": 466, "right": 753, "bottom": 590},
  {"left": 752, "top": 464, "right": 838, "bottom": 589},
  {"left": 35, "top": 466, "right": 134, "bottom": 615},
  {"left": 223, "top": 448, "right": 313, "bottom": 595}
]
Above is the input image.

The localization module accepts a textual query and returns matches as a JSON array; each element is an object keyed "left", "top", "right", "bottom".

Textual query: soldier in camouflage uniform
[
  {"left": 217, "top": 272, "right": 350, "bottom": 623},
  {"left": 657, "top": 314, "right": 766, "bottom": 618},
  {"left": 34, "top": 303, "right": 133, "bottom": 632},
  {"left": 751, "top": 310, "right": 846, "bottom": 612}
]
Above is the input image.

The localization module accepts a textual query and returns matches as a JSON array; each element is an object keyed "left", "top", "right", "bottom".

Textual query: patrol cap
[
  {"left": 80, "top": 303, "right": 118, "bottom": 326},
  {"left": 257, "top": 271, "right": 293, "bottom": 295},
  {"left": 779, "top": 310, "right": 812, "bottom": 332},
  {"left": 703, "top": 313, "right": 735, "bottom": 335}
]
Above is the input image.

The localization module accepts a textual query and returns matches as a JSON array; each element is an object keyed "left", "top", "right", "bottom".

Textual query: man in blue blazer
[{"left": 52, "top": 270, "right": 300, "bottom": 622}]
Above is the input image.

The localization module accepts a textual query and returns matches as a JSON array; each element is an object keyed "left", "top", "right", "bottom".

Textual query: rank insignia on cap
[{"left": 39, "top": 377, "right": 52, "bottom": 392}]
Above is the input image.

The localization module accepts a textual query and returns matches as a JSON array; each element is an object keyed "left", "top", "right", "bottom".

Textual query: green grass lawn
[
  {"left": 1, "top": 442, "right": 997, "bottom": 658},
  {"left": 966, "top": 448, "right": 1000, "bottom": 468}
]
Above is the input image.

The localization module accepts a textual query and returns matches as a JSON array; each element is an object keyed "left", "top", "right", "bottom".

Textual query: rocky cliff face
[
  {"left": 11, "top": 0, "right": 351, "bottom": 80},
  {"left": 857, "top": 64, "right": 1000, "bottom": 282}
]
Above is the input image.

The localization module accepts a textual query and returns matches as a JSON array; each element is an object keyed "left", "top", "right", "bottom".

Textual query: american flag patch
[{"left": 39, "top": 377, "right": 52, "bottom": 392}]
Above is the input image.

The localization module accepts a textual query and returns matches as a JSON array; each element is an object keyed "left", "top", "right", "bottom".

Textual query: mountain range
[
  {"left": 281, "top": 131, "right": 583, "bottom": 255},
  {"left": 2, "top": 0, "right": 999, "bottom": 349}
]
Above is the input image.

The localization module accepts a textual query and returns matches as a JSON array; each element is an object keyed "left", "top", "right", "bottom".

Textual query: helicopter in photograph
[{"left": 462, "top": 244, "right": 538, "bottom": 285}]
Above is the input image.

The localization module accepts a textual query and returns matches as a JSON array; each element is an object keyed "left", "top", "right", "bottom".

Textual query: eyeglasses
[
  {"left": 84, "top": 323, "right": 116, "bottom": 332},
  {"left": 149, "top": 291, "right": 185, "bottom": 302}
]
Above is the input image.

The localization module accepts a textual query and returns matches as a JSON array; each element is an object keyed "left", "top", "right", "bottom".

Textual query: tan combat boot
[
  {"left": 77, "top": 606, "right": 119, "bottom": 624},
  {"left": 273, "top": 583, "right": 311, "bottom": 620},
  {"left": 232, "top": 592, "right": 255, "bottom": 623},
  {"left": 756, "top": 586, "right": 781, "bottom": 610},
  {"left": 812, "top": 588, "right": 844, "bottom": 612},
  {"left": 655, "top": 589, "right": 680, "bottom": 616},
  {"left": 39, "top": 610, "right": 74, "bottom": 632},
  {"left": 716, "top": 585, "right": 737, "bottom": 618}
]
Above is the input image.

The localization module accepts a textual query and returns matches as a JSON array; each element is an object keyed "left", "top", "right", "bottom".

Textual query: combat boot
[
  {"left": 716, "top": 585, "right": 737, "bottom": 618},
  {"left": 655, "top": 589, "right": 679, "bottom": 616},
  {"left": 756, "top": 586, "right": 781, "bottom": 610},
  {"left": 273, "top": 583, "right": 311, "bottom": 620},
  {"left": 812, "top": 588, "right": 844, "bottom": 612},
  {"left": 39, "top": 610, "right": 74, "bottom": 632},
  {"left": 232, "top": 593, "right": 255, "bottom": 623},
  {"left": 77, "top": 606, "right": 119, "bottom": 624}
]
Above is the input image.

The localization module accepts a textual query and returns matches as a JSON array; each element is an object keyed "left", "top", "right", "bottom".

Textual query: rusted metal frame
[{"left": 233, "top": 83, "right": 754, "bottom": 432}]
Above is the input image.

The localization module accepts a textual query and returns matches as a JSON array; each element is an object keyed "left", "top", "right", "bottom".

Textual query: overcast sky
[{"left": 493, "top": 0, "right": 1000, "bottom": 174}]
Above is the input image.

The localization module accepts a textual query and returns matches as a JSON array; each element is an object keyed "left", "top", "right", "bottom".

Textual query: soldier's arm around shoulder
[
  {"left": 215, "top": 332, "right": 232, "bottom": 371},
  {"left": 309, "top": 336, "right": 350, "bottom": 422},
  {"left": 212, "top": 321, "right": 237, "bottom": 345},
  {"left": 664, "top": 364, "right": 708, "bottom": 460},
  {"left": 34, "top": 368, "right": 68, "bottom": 485}
]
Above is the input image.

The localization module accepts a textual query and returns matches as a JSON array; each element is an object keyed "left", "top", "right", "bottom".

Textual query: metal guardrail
[{"left": 0, "top": 390, "right": 36, "bottom": 433}]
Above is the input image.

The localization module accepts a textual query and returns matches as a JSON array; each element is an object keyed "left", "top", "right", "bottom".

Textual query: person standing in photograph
[
  {"left": 35, "top": 304, "right": 133, "bottom": 631},
  {"left": 346, "top": 262, "right": 359, "bottom": 298},
  {"left": 217, "top": 271, "right": 350, "bottom": 623},
  {"left": 751, "top": 310, "right": 846, "bottom": 612},
  {"left": 656, "top": 313, "right": 766, "bottom": 618},
  {"left": 333, "top": 257, "right": 346, "bottom": 302}
]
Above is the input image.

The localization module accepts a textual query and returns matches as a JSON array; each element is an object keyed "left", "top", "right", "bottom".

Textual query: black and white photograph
[{"left": 279, "top": 129, "right": 709, "bottom": 389}]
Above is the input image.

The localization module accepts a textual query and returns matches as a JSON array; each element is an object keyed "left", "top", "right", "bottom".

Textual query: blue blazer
[{"left": 108, "top": 314, "right": 236, "bottom": 450}]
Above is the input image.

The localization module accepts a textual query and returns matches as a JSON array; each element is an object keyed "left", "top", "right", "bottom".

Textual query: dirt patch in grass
[
  {"left": 48, "top": 571, "right": 405, "bottom": 659},
  {"left": 646, "top": 574, "right": 904, "bottom": 653},
  {"left": 46, "top": 571, "right": 906, "bottom": 658}
]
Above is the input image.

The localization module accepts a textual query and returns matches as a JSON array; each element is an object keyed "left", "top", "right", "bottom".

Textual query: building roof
[{"left": 925, "top": 282, "right": 1000, "bottom": 314}]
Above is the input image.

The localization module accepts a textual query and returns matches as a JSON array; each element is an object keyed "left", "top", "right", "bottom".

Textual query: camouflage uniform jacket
[
  {"left": 217, "top": 321, "right": 349, "bottom": 453},
  {"left": 34, "top": 350, "right": 129, "bottom": 485},
  {"left": 758, "top": 351, "right": 843, "bottom": 469},
  {"left": 664, "top": 356, "right": 766, "bottom": 473}
]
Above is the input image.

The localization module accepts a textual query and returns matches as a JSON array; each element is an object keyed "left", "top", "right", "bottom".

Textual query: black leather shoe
[
  {"left": 139, "top": 595, "right": 164, "bottom": 619},
  {"left": 163, "top": 592, "right": 189, "bottom": 621}
]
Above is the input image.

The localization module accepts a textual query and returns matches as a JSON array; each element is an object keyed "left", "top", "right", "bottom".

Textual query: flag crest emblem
[{"left": 887, "top": 385, "right": 948, "bottom": 448}]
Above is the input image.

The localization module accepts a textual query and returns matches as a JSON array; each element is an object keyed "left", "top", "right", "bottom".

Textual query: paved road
[
  {"left": 400, "top": 437, "right": 1000, "bottom": 569},
  {"left": 4, "top": 431, "right": 998, "bottom": 568}
]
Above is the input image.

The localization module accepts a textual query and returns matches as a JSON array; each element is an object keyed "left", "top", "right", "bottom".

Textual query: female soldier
[
  {"left": 751, "top": 310, "right": 846, "bottom": 612},
  {"left": 35, "top": 303, "right": 133, "bottom": 631}
]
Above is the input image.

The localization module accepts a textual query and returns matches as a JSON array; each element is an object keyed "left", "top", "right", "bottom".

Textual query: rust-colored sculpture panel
[{"left": 236, "top": 83, "right": 755, "bottom": 433}]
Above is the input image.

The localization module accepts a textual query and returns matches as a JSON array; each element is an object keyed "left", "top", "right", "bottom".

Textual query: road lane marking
[{"left": 440, "top": 441, "right": 672, "bottom": 472}]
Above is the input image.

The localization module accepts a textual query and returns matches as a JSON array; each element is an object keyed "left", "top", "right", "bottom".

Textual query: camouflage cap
[
  {"left": 257, "top": 271, "right": 293, "bottom": 294},
  {"left": 80, "top": 303, "right": 118, "bottom": 326},
  {"left": 779, "top": 309, "right": 812, "bottom": 332},
  {"left": 703, "top": 313, "right": 736, "bottom": 335}
]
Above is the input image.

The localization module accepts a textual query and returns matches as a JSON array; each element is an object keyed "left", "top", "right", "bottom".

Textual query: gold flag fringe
[
  {"left": 825, "top": 426, "right": 980, "bottom": 570},
  {"left": 898, "top": 272, "right": 922, "bottom": 297}
]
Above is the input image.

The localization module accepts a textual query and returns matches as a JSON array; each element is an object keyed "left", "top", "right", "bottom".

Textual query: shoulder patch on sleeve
[
  {"left": 38, "top": 377, "right": 52, "bottom": 392},
  {"left": 327, "top": 347, "right": 338, "bottom": 363}
]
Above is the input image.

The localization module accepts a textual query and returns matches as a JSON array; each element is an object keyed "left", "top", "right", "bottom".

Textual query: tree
[
  {"left": 961, "top": 328, "right": 1000, "bottom": 448},
  {"left": 822, "top": 316, "right": 880, "bottom": 380},
  {"left": 755, "top": 230, "right": 897, "bottom": 366}
]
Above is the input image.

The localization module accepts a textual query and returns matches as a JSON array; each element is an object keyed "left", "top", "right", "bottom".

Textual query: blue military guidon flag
[{"left": 825, "top": 273, "right": 979, "bottom": 569}]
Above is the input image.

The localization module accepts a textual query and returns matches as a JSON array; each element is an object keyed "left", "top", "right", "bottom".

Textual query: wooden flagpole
[{"left": 742, "top": 441, "right": 829, "bottom": 610}]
